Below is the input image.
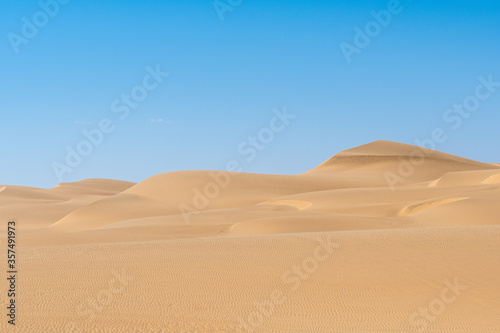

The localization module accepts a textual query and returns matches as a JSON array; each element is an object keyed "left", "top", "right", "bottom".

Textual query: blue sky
[{"left": 1, "top": 0, "right": 499, "bottom": 188}]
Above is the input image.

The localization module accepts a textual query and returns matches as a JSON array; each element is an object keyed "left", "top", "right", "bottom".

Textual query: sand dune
[
  {"left": 0, "top": 179, "right": 135, "bottom": 230},
  {"left": 1, "top": 140, "right": 499, "bottom": 332},
  {"left": 398, "top": 197, "right": 470, "bottom": 216},
  {"left": 429, "top": 169, "right": 500, "bottom": 187}
]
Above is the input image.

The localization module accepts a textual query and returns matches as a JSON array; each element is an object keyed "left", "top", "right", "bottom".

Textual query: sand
[{"left": 1, "top": 140, "right": 499, "bottom": 332}]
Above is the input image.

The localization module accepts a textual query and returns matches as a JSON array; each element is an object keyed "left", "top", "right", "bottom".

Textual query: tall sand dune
[{"left": 1, "top": 140, "right": 499, "bottom": 332}]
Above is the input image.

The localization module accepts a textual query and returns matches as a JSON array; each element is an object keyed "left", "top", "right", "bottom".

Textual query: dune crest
[
  {"left": 1, "top": 140, "right": 499, "bottom": 333},
  {"left": 398, "top": 197, "right": 469, "bottom": 216}
]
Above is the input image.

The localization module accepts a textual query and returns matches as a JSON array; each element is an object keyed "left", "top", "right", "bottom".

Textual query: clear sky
[{"left": 1, "top": 0, "right": 499, "bottom": 188}]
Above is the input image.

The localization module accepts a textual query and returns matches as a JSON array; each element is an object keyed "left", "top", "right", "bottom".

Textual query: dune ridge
[{"left": 1, "top": 140, "right": 499, "bottom": 332}]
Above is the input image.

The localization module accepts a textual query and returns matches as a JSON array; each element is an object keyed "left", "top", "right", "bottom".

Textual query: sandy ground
[{"left": 1, "top": 140, "right": 499, "bottom": 332}]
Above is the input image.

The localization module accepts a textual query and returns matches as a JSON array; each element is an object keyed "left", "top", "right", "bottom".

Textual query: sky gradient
[{"left": 1, "top": 0, "right": 500, "bottom": 188}]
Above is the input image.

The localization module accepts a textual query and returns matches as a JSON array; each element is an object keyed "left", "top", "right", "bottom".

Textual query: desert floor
[{"left": 1, "top": 140, "right": 499, "bottom": 332}]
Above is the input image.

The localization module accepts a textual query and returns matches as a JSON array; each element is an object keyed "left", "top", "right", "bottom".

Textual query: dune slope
[{"left": 1, "top": 140, "right": 499, "bottom": 333}]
